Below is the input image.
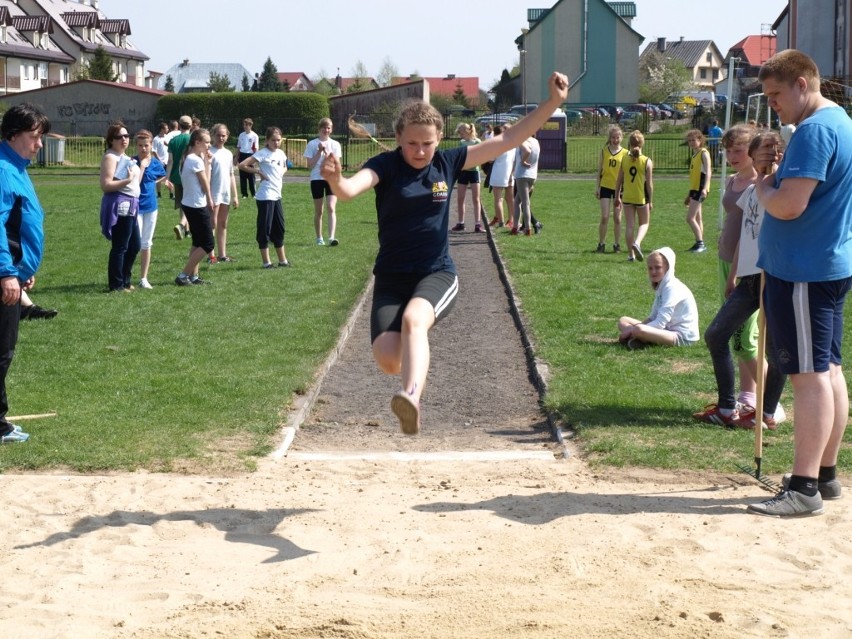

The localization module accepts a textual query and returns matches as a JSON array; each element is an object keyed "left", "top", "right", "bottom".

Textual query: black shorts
[
  {"left": 182, "top": 205, "right": 214, "bottom": 252},
  {"left": 599, "top": 186, "right": 617, "bottom": 199},
  {"left": 689, "top": 189, "right": 705, "bottom": 203},
  {"left": 370, "top": 270, "right": 458, "bottom": 342},
  {"left": 457, "top": 170, "right": 481, "bottom": 185},
  {"left": 310, "top": 179, "right": 334, "bottom": 199}
]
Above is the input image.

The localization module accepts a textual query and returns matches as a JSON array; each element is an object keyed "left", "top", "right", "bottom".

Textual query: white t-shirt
[
  {"left": 735, "top": 185, "right": 764, "bottom": 277},
  {"left": 111, "top": 152, "right": 141, "bottom": 198},
  {"left": 490, "top": 148, "right": 516, "bottom": 188},
  {"left": 237, "top": 130, "right": 259, "bottom": 154},
  {"left": 180, "top": 153, "right": 208, "bottom": 208},
  {"left": 210, "top": 146, "right": 234, "bottom": 206},
  {"left": 304, "top": 137, "right": 342, "bottom": 181},
  {"left": 253, "top": 147, "right": 287, "bottom": 201},
  {"left": 514, "top": 137, "right": 540, "bottom": 180},
  {"left": 152, "top": 135, "right": 169, "bottom": 165}
]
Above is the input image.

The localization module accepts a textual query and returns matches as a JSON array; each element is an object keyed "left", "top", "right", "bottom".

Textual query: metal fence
[{"left": 45, "top": 134, "right": 699, "bottom": 175}]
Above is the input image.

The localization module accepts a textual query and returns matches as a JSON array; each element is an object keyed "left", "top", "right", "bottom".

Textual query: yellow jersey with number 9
[{"left": 621, "top": 154, "right": 648, "bottom": 205}]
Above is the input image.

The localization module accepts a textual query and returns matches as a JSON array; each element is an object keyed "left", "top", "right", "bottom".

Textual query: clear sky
[{"left": 107, "top": 0, "right": 788, "bottom": 91}]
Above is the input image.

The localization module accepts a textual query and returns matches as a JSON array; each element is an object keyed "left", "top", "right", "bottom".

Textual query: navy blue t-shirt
[{"left": 364, "top": 145, "right": 467, "bottom": 275}]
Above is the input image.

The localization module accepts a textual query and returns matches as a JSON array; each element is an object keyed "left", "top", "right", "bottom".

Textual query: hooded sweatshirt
[{"left": 646, "top": 247, "right": 700, "bottom": 344}]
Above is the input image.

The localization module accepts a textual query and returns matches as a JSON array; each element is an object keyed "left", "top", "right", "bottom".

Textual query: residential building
[
  {"left": 276, "top": 72, "right": 314, "bottom": 92},
  {"left": 520, "top": 0, "right": 643, "bottom": 105},
  {"left": 314, "top": 75, "right": 379, "bottom": 94},
  {"left": 773, "top": 0, "right": 852, "bottom": 78},
  {"left": 640, "top": 38, "right": 726, "bottom": 91},
  {"left": 393, "top": 75, "right": 480, "bottom": 107},
  {"left": 0, "top": 0, "right": 148, "bottom": 96},
  {"left": 717, "top": 33, "right": 777, "bottom": 103},
  {"left": 157, "top": 60, "right": 253, "bottom": 93}
]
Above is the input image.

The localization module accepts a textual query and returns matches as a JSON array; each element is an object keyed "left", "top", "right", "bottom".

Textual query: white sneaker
[
  {"left": 774, "top": 404, "right": 787, "bottom": 424},
  {"left": 316, "top": 237, "right": 325, "bottom": 246},
  {"left": 139, "top": 278, "right": 153, "bottom": 289}
]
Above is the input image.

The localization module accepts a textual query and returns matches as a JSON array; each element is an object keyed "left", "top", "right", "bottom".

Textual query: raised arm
[{"left": 465, "top": 72, "right": 568, "bottom": 169}]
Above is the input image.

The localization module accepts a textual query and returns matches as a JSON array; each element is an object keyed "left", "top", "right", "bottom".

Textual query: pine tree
[
  {"left": 256, "top": 57, "right": 281, "bottom": 92},
  {"left": 208, "top": 71, "right": 234, "bottom": 93},
  {"left": 164, "top": 75, "right": 175, "bottom": 92},
  {"left": 241, "top": 74, "right": 251, "bottom": 92},
  {"left": 88, "top": 45, "right": 118, "bottom": 82}
]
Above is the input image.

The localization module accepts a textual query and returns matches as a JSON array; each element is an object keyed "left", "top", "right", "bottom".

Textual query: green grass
[
  {"left": 494, "top": 177, "right": 851, "bottom": 474},
  {"left": 0, "top": 173, "right": 378, "bottom": 473},
  {"left": 3, "top": 173, "right": 849, "bottom": 476}
]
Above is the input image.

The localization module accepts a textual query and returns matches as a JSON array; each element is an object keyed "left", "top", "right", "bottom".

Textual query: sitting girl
[{"left": 618, "top": 247, "right": 699, "bottom": 349}]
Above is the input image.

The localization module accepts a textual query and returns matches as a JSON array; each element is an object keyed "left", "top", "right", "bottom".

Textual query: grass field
[{"left": 1, "top": 171, "right": 849, "bottom": 476}]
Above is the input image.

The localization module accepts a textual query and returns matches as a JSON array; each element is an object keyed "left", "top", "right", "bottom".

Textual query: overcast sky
[{"left": 108, "top": 0, "right": 788, "bottom": 90}]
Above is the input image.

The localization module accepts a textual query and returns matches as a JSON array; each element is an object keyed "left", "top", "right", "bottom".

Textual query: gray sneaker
[
  {"left": 747, "top": 489, "right": 824, "bottom": 518},
  {"left": 1, "top": 428, "right": 29, "bottom": 444},
  {"left": 782, "top": 473, "right": 842, "bottom": 500}
]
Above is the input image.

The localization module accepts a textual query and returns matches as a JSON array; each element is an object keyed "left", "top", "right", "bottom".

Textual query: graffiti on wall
[{"left": 56, "top": 102, "right": 112, "bottom": 118}]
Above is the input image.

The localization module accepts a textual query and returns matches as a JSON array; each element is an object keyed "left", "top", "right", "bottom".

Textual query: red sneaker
[{"left": 692, "top": 404, "right": 739, "bottom": 427}]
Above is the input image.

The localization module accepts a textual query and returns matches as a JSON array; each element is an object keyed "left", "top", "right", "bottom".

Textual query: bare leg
[
  {"left": 687, "top": 200, "right": 704, "bottom": 242},
  {"left": 823, "top": 363, "right": 849, "bottom": 467},
  {"left": 598, "top": 197, "right": 611, "bottom": 244},
  {"left": 313, "top": 197, "right": 324, "bottom": 240},
  {"left": 634, "top": 204, "right": 650, "bottom": 248},
  {"left": 624, "top": 206, "right": 636, "bottom": 258},
  {"left": 493, "top": 187, "right": 505, "bottom": 224},
  {"left": 215, "top": 204, "right": 230, "bottom": 258},
  {"left": 456, "top": 184, "right": 468, "bottom": 224},
  {"left": 327, "top": 195, "right": 338, "bottom": 240},
  {"left": 139, "top": 248, "right": 151, "bottom": 280},
  {"left": 789, "top": 371, "right": 836, "bottom": 477}
]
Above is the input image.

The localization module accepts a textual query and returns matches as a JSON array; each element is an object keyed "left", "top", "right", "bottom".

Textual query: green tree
[
  {"left": 639, "top": 51, "right": 692, "bottom": 104},
  {"left": 241, "top": 73, "right": 251, "bottom": 92},
  {"left": 208, "top": 71, "right": 234, "bottom": 93},
  {"left": 87, "top": 45, "right": 118, "bottom": 82},
  {"left": 164, "top": 75, "right": 175, "bottom": 92},
  {"left": 257, "top": 57, "right": 281, "bottom": 92},
  {"left": 452, "top": 82, "right": 469, "bottom": 107},
  {"left": 377, "top": 57, "right": 398, "bottom": 87},
  {"left": 347, "top": 61, "right": 370, "bottom": 94},
  {"left": 490, "top": 69, "right": 516, "bottom": 112}
]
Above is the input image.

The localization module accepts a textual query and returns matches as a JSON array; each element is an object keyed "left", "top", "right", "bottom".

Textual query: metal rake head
[{"left": 736, "top": 464, "right": 783, "bottom": 493}]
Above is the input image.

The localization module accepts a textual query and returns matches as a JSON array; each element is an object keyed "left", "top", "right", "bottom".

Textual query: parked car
[
  {"left": 506, "top": 103, "right": 538, "bottom": 116},
  {"left": 564, "top": 109, "right": 585, "bottom": 123},
  {"left": 657, "top": 103, "right": 684, "bottom": 119},
  {"left": 474, "top": 113, "right": 520, "bottom": 130},
  {"left": 600, "top": 105, "right": 624, "bottom": 121}
]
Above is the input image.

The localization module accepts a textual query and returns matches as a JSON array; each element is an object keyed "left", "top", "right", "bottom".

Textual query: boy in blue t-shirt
[{"left": 321, "top": 72, "right": 568, "bottom": 435}]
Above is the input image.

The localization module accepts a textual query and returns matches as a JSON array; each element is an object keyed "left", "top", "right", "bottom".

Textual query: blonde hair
[
  {"left": 628, "top": 130, "right": 644, "bottom": 158},
  {"left": 455, "top": 122, "right": 475, "bottom": 138},
  {"left": 394, "top": 100, "right": 444, "bottom": 136},
  {"left": 607, "top": 124, "right": 623, "bottom": 141},
  {"left": 318, "top": 117, "right": 332, "bottom": 129}
]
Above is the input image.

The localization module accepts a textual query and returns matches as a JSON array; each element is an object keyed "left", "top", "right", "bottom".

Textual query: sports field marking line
[{"left": 284, "top": 450, "right": 556, "bottom": 462}]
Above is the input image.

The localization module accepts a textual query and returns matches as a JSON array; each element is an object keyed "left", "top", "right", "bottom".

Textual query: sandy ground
[{"left": 2, "top": 212, "right": 851, "bottom": 638}]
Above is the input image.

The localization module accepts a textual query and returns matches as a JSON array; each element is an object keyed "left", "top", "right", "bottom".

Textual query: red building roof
[
  {"left": 393, "top": 75, "right": 480, "bottom": 101},
  {"left": 729, "top": 34, "right": 777, "bottom": 66}
]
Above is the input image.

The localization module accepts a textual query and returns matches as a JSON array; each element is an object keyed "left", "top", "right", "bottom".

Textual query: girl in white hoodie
[{"left": 618, "top": 246, "right": 699, "bottom": 348}]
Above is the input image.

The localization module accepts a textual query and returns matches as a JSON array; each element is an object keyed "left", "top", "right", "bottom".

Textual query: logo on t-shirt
[{"left": 432, "top": 181, "right": 449, "bottom": 202}]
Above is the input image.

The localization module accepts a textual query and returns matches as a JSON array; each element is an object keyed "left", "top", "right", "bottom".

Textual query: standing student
[
  {"left": 451, "top": 123, "right": 485, "bottom": 233},
  {"left": 0, "top": 104, "right": 51, "bottom": 444},
  {"left": 747, "top": 50, "right": 852, "bottom": 517},
  {"left": 99, "top": 122, "right": 141, "bottom": 292},
  {"left": 615, "top": 130, "right": 653, "bottom": 262},
  {"left": 683, "top": 129, "right": 711, "bottom": 252},
  {"left": 487, "top": 124, "right": 516, "bottom": 229},
  {"left": 152, "top": 122, "right": 169, "bottom": 198},
  {"left": 694, "top": 131, "right": 787, "bottom": 429},
  {"left": 209, "top": 123, "right": 239, "bottom": 262},
  {"left": 320, "top": 72, "right": 569, "bottom": 435},
  {"left": 174, "top": 129, "right": 215, "bottom": 286},
  {"left": 239, "top": 127, "right": 290, "bottom": 269},
  {"left": 166, "top": 115, "right": 192, "bottom": 238},
  {"left": 133, "top": 129, "right": 167, "bottom": 289},
  {"left": 304, "top": 118, "right": 342, "bottom": 246},
  {"left": 237, "top": 118, "right": 259, "bottom": 199},
  {"left": 511, "top": 134, "right": 540, "bottom": 236},
  {"left": 595, "top": 125, "right": 627, "bottom": 253}
]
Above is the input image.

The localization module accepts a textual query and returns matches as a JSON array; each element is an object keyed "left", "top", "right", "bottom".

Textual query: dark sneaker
[
  {"left": 217, "top": 256, "right": 235, "bottom": 263},
  {"left": 688, "top": 241, "right": 707, "bottom": 253},
  {"left": 692, "top": 403, "right": 738, "bottom": 427},
  {"left": 782, "top": 474, "right": 842, "bottom": 500},
  {"left": 391, "top": 391, "right": 420, "bottom": 435},
  {"left": 1, "top": 428, "right": 29, "bottom": 444},
  {"left": 262, "top": 263, "right": 275, "bottom": 269},
  {"left": 534, "top": 221, "right": 543, "bottom": 234},
  {"left": 21, "top": 304, "right": 58, "bottom": 320},
  {"left": 190, "top": 276, "right": 210, "bottom": 285},
  {"left": 175, "top": 275, "right": 192, "bottom": 286},
  {"left": 596, "top": 243, "right": 606, "bottom": 253},
  {"left": 450, "top": 223, "right": 465, "bottom": 232},
  {"left": 278, "top": 260, "right": 291, "bottom": 267},
  {"left": 632, "top": 243, "right": 644, "bottom": 261},
  {"left": 612, "top": 243, "right": 620, "bottom": 252},
  {"left": 747, "top": 489, "right": 824, "bottom": 517},
  {"left": 474, "top": 224, "right": 484, "bottom": 233},
  {"left": 329, "top": 238, "right": 339, "bottom": 247}
]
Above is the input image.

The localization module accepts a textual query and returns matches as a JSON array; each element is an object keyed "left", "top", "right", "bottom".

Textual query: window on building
[
  {"left": 0, "top": 26, "right": 6, "bottom": 45},
  {"left": 39, "top": 63, "right": 47, "bottom": 79},
  {"left": 706, "top": 52, "right": 712, "bottom": 63},
  {"left": 713, "top": 69, "right": 719, "bottom": 80},
  {"left": 700, "top": 69, "right": 707, "bottom": 79}
]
